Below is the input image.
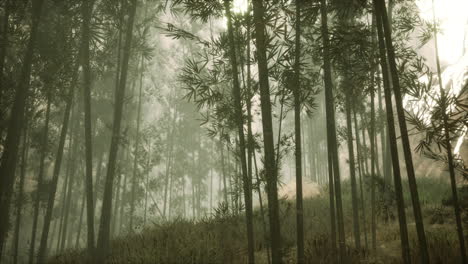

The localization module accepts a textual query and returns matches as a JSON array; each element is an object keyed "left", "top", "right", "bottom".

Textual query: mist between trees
[{"left": 0, "top": 0, "right": 468, "bottom": 263}]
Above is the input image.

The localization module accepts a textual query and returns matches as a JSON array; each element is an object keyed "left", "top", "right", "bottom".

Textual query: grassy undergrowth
[{"left": 49, "top": 177, "right": 466, "bottom": 263}]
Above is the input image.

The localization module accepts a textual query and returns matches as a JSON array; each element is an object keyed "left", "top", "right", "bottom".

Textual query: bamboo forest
[{"left": 1, "top": 0, "right": 468, "bottom": 263}]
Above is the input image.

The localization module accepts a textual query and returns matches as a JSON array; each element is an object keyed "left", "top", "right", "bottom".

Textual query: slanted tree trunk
[
  {"left": 55, "top": 160, "right": 71, "bottom": 252},
  {"left": 80, "top": 0, "right": 96, "bottom": 255},
  {"left": 36, "top": 76, "right": 75, "bottom": 264},
  {"left": 376, "top": 1, "right": 429, "bottom": 262},
  {"left": 432, "top": 2, "right": 467, "bottom": 261},
  {"left": 96, "top": 0, "right": 137, "bottom": 259},
  {"left": 13, "top": 122, "right": 30, "bottom": 264},
  {"left": 60, "top": 109, "right": 79, "bottom": 252},
  {"left": 29, "top": 89, "right": 52, "bottom": 264},
  {"left": 252, "top": 1, "right": 281, "bottom": 262},
  {"left": 224, "top": 1, "right": 254, "bottom": 262},
  {"left": 320, "top": 0, "right": 346, "bottom": 261},
  {"left": 293, "top": 1, "right": 304, "bottom": 262},
  {"left": 373, "top": 5, "right": 411, "bottom": 263}
]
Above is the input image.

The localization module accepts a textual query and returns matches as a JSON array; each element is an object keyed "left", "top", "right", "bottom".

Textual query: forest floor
[{"left": 48, "top": 177, "right": 467, "bottom": 263}]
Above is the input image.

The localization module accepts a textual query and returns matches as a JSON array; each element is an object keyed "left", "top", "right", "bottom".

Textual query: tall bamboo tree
[
  {"left": 29, "top": 89, "right": 52, "bottom": 264},
  {"left": 252, "top": 0, "right": 281, "bottom": 262},
  {"left": 81, "top": 0, "right": 96, "bottom": 255},
  {"left": 224, "top": 1, "right": 255, "bottom": 262},
  {"left": 293, "top": 0, "right": 304, "bottom": 262},
  {"left": 36, "top": 62, "right": 76, "bottom": 264},
  {"left": 96, "top": 0, "right": 138, "bottom": 260},
  {"left": 319, "top": 0, "right": 346, "bottom": 261},
  {"left": 375, "top": 0, "right": 429, "bottom": 262},
  {"left": 431, "top": 2, "right": 467, "bottom": 261},
  {"left": 373, "top": 3, "right": 410, "bottom": 262},
  {"left": 13, "top": 120, "right": 30, "bottom": 264},
  {"left": 0, "top": 0, "right": 45, "bottom": 254}
]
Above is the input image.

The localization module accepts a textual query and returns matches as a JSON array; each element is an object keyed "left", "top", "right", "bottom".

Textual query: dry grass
[{"left": 48, "top": 177, "right": 466, "bottom": 263}]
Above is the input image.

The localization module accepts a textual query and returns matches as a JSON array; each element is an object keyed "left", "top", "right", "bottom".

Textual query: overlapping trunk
[
  {"left": 373, "top": 4, "right": 410, "bottom": 262},
  {"left": 252, "top": 0, "right": 281, "bottom": 262},
  {"left": 375, "top": 0, "right": 429, "bottom": 262},
  {"left": 13, "top": 123, "right": 30, "bottom": 264},
  {"left": 29, "top": 90, "right": 52, "bottom": 264},
  {"left": 36, "top": 74, "right": 75, "bottom": 264},
  {"left": 96, "top": 0, "right": 137, "bottom": 260},
  {"left": 224, "top": 1, "right": 255, "bottom": 262},
  {"left": 0, "top": 0, "right": 45, "bottom": 255},
  {"left": 319, "top": 0, "right": 346, "bottom": 261}
]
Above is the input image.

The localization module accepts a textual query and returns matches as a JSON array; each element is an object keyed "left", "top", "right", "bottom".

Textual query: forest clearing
[{"left": 0, "top": 0, "right": 467, "bottom": 263}]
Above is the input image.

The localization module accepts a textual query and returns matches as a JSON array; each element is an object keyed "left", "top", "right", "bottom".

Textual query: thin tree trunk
[
  {"left": 163, "top": 102, "right": 176, "bottom": 218},
  {"left": 93, "top": 152, "right": 104, "bottom": 216},
  {"left": 75, "top": 191, "right": 86, "bottom": 249},
  {"left": 369, "top": 29, "right": 378, "bottom": 251},
  {"left": 320, "top": 0, "right": 346, "bottom": 261},
  {"left": 60, "top": 109, "right": 79, "bottom": 252},
  {"left": 379, "top": 71, "right": 391, "bottom": 184},
  {"left": 252, "top": 147, "right": 271, "bottom": 264},
  {"left": 293, "top": 1, "right": 304, "bottom": 262},
  {"left": 81, "top": 0, "right": 96, "bottom": 255},
  {"left": 144, "top": 142, "right": 151, "bottom": 225},
  {"left": 0, "top": 0, "right": 45, "bottom": 254},
  {"left": 376, "top": 1, "right": 429, "bottom": 262},
  {"left": 360, "top": 112, "right": 369, "bottom": 175},
  {"left": 224, "top": 1, "right": 254, "bottom": 262},
  {"left": 169, "top": 146, "right": 176, "bottom": 219},
  {"left": 48, "top": 216, "right": 58, "bottom": 252},
  {"left": 13, "top": 122, "right": 30, "bottom": 264},
  {"left": 96, "top": 0, "right": 137, "bottom": 258},
  {"left": 220, "top": 133, "right": 228, "bottom": 206},
  {"left": 29, "top": 89, "right": 52, "bottom": 264},
  {"left": 57, "top": 123, "right": 74, "bottom": 253},
  {"left": 36, "top": 76, "right": 76, "bottom": 264},
  {"left": 373, "top": 5, "right": 411, "bottom": 263},
  {"left": 327, "top": 146, "right": 337, "bottom": 262},
  {"left": 55, "top": 161, "right": 71, "bottom": 252},
  {"left": 353, "top": 107, "right": 368, "bottom": 250},
  {"left": 245, "top": 6, "right": 256, "bottom": 230},
  {"left": 129, "top": 54, "right": 144, "bottom": 230},
  {"left": 209, "top": 167, "right": 213, "bottom": 213},
  {"left": 432, "top": 2, "right": 467, "bottom": 261},
  {"left": 118, "top": 163, "right": 128, "bottom": 234},
  {"left": 111, "top": 170, "right": 122, "bottom": 237},
  {"left": 344, "top": 94, "right": 361, "bottom": 250},
  {"left": 252, "top": 1, "right": 281, "bottom": 262},
  {"left": 0, "top": 0, "right": 10, "bottom": 109}
]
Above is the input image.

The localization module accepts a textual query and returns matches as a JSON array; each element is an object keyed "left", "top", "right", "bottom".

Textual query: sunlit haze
[{"left": 417, "top": 0, "right": 468, "bottom": 65}]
